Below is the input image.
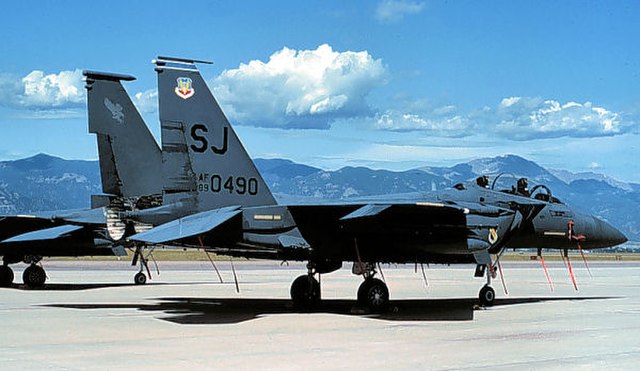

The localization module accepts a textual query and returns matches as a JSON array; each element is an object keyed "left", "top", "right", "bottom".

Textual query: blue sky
[{"left": 1, "top": 1, "right": 639, "bottom": 181}]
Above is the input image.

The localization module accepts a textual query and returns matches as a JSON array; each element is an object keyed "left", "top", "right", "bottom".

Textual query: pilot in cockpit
[
  {"left": 516, "top": 177, "right": 530, "bottom": 196},
  {"left": 476, "top": 175, "right": 489, "bottom": 188}
]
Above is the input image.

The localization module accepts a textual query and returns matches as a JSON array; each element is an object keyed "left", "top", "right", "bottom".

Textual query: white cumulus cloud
[
  {"left": 0, "top": 69, "right": 85, "bottom": 110},
  {"left": 212, "top": 44, "right": 387, "bottom": 129},
  {"left": 375, "top": 0, "right": 425, "bottom": 23},
  {"left": 488, "top": 97, "right": 632, "bottom": 140},
  {"left": 375, "top": 96, "right": 636, "bottom": 140},
  {"left": 133, "top": 89, "right": 158, "bottom": 114},
  {"left": 375, "top": 107, "right": 474, "bottom": 137},
  {"left": 588, "top": 161, "right": 603, "bottom": 170}
]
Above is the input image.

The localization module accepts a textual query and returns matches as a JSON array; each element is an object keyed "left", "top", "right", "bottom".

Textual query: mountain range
[{"left": 1, "top": 153, "right": 638, "bottom": 242}]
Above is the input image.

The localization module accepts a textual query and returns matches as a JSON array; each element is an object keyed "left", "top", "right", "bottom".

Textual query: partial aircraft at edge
[
  {"left": 102, "top": 56, "right": 627, "bottom": 311},
  {"left": 0, "top": 71, "right": 163, "bottom": 288}
]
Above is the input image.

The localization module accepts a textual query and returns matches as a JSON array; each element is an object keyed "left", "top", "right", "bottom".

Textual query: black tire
[
  {"left": 479, "top": 285, "right": 496, "bottom": 307},
  {"left": 23, "top": 265, "right": 46, "bottom": 288},
  {"left": 0, "top": 265, "right": 14, "bottom": 287},
  {"left": 290, "top": 275, "right": 321, "bottom": 309},
  {"left": 134, "top": 272, "right": 147, "bottom": 285},
  {"left": 357, "top": 278, "right": 389, "bottom": 312}
]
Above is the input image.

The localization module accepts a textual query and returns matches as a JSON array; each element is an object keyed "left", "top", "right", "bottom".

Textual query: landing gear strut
[
  {"left": 290, "top": 263, "right": 321, "bottom": 309},
  {"left": 131, "top": 244, "right": 153, "bottom": 285},
  {"left": 477, "top": 263, "right": 496, "bottom": 307},
  {"left": 0, "top": 264, "right": 14, "bottom": 287}
]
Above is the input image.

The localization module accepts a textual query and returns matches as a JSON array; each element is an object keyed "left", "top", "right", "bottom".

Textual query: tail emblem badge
[{"left": 175, "top": 77, "right": 195, "bottom": 99}]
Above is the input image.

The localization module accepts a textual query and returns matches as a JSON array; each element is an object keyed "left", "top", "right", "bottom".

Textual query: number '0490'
[{"left": 198, "top": 175, "right": 258, "bottom": 195}]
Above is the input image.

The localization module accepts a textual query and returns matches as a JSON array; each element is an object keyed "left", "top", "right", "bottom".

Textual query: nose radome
[{"left": 595, "top": 218, "right": 628, "bottom": 247}]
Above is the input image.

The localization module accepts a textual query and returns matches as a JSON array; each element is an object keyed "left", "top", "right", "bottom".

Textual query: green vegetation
[{"left": 45, "top": 249, "right": 640, "bottom": 262}]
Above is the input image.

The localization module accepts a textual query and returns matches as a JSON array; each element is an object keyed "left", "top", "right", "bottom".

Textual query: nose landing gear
[
  {"left": 476, "top": 263, "right": 496, "bottom": 307},
  {"left": 479, "top": 284, "right": 496, "bottom": 307},
  {"left": 134, "top": 271, "right": 147, "bottom": 285}
]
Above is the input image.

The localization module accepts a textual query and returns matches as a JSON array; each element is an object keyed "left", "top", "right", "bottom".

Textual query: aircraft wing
[
  {"left": 340, "top": 204, "right": 393, "bottom": 220},
  {"left": 130, "top": 206, "right": 242, "bottom": 244},
  {"left": 330, "top": 202, "right": 517, "bottom": 260},
  {"left": 2, "top": 225, "right": 84, "bottom": 243},
  {"left": 340, "top": 202, "right": 468, "bottom": 222},
  {"left": 0, "top": 208, "right": 107, "bottom": 246}
]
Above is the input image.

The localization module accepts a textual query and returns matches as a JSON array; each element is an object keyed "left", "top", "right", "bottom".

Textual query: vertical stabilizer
[
  {"left": 153, "top": 57, "right": 276, "bottom": 210},
  {"left": 84, "top": 71, "right": 162, "bottom": 198}
]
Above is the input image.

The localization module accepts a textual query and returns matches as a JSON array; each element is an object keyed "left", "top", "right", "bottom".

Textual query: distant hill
[
  {"left": 1, "top": 153, "right": 638, "bottom": 241},
  {"left": 0, "top": 154, "right": 101, "bottom": 214}
]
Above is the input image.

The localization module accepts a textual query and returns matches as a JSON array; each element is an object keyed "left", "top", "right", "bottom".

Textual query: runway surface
[{"left": 1, "top": 260, "right": 639, "bottom": 369}]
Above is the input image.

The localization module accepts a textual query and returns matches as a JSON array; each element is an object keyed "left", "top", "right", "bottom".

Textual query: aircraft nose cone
[{"left": 594, "top": 218, "right": 628, "bottom": 247}]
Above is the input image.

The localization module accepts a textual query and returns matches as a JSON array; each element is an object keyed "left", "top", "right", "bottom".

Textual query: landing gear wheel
[
  {"left": 290, "top": 275, "right": 321, "bottom": 309},
  {"left": 134, "top": 272, "right": 147, "bottom": 285},
  {"left": 357, "top": 278, "right": 389, "bottom": 312},
  {"left": 479, "top": 285, "right": 495, "bottom": 307},
  {"left": 0, "top": 265, "right": 14, "bottom": 287},
  {"left": 23, "top": 264, "right": 46, "bottom": 288}
]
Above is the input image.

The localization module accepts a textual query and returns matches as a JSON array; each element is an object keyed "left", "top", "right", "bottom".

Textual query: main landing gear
[
  {"left": 1, "top": 256, "right": 48, "bottom": 289},
  {"left": 290, "top": 262, "right": 390, "bottom": 312},
  {"left": 475, "top": 264, "right": 496, "bottom": 307},
  {"left": 355, "top": 263, "right": 389, "bottom": 312},
  {"left": 23, "top": 264, "right": 46, "bottom": 288},
  {"left": 0, "top": 263, "right": 14, "bottom": 287},
  {"left": 290, "top": 260, "right": 496, "bottom": 310},
  {"left": 357, "top": 277, "right": 389, "bottom": 312},
  {"left": 290, "top": 263, "right": 321, "bottom": 309}
]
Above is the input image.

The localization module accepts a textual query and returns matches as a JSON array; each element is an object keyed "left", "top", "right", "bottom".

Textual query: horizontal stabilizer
[
  {"left": 56, "top": 208, "right": 106, "bottom": 225},
  {"left": 130, "top": 206, "right": 241, "bottom": 244},
  {"left": 2, "top": 225, "right": 84, "bottom": 243},
  {"left": 33, "top": 207, "right": 106, "bottom": 225},
  {"left": 340, "top": 204, "right": 392, "bottom": 220}
]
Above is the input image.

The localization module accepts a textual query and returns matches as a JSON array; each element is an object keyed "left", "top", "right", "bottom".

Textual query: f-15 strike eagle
[
  {"left": 0, "top": 71, "right": 163, "bottom": 288},
  {"left": 109, "top": 56, "right": 627, "bottom": 310}
]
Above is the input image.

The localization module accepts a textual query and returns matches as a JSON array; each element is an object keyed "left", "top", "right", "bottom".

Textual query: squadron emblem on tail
[{"left": 175, "top": 77, "right": 195, "bottom": 99}]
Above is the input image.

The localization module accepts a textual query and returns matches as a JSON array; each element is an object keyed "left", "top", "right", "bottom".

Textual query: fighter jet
[
  {"left": 0, "top": 71, "right": 162, "bottom": 288},
  {"left": 111, "top": 56, "right": 627, "bottom": 310}
]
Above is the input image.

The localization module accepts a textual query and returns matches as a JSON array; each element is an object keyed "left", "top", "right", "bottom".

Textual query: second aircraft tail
[{"left": 84, "top": 70, "right": 163, "bottom": 199}]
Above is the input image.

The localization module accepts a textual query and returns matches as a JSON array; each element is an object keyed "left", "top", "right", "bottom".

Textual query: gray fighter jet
[
  {"left": 112, "top": 57, "right": 627, "bottom": 310},
  {"left": 0, "top": 71, "right": 162, "bottom": 288}
]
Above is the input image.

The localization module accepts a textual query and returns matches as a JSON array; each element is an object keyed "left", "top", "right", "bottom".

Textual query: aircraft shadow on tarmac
[
  {"left": 44, "top": 296, "right": 617, "bottom": 324},
  {"left": 4, "top": 282, "right": 213, "bottom": 291}
]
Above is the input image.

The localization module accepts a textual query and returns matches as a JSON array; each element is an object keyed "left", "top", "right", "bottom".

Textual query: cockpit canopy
[{"left": 454, "top": 174, "right": 564, "bottom": 204}]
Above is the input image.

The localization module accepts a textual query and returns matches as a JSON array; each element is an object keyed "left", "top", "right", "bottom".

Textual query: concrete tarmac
[{"left": 1, "top": 260, "right": 639, "bottom": 370}]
